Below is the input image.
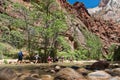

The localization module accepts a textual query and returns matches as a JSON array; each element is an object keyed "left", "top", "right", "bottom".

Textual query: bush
[
  {"left": 4, "top": 59, "right": 8, "bottom": 64},
  {"left": 79, "top": 27, "right": 103, "bottom": 60},
  {"left": 0, "top": 43, "right": 19, "bottom": 59},
  {"left": 104, "top": 44, "right": 116, "bottom": 61}
]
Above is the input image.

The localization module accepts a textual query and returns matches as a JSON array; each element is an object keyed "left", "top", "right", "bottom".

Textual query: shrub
[{"left": 4, "top": 59, "right": 8, "bottom": 64}]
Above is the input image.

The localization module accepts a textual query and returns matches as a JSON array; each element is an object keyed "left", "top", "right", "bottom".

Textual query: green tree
[{"left": 31, "top": 0, "right": 67, "bottom": 62}]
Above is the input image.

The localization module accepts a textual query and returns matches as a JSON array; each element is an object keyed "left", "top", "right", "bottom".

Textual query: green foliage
[
  {"left": 73, "top": 48, "right": 89, "bottom": 60},
  {"left": 113, "top": 45, "right": 120, "bottom": 61},
  {"left": 0, "top": 27, "right": 25, "bottom": 49},
  {"left": 11, "top": 19, "right": 26, "bottom": 29},
  {"left": 57, "top": 36, "right": 71, "bottom": 51},
  {"left": 0, "top": 13, "right": 13, "bottom": 28},
  {"left": 57, "top": 51, "right": 69, "bottom": 58},
  {"left": 108, "top": 44, "right": 116, "bottom": 53},
  {"left": 0, "top": 42, "right": 19, "bottom": 59},
  {"left": 104, "top": 44, "right": 116, "bottom": 61},
  {"left": 87, "top": 35, "right": 102, "bottom": 59},
  {"left": 30, "top": 0, "right": 68, "bottom": 62},
  {"left": 57, "top": 49, "right": 88, "bottom": 60},
  {"left": 81, "top": 28, "right": 102, "bottom": 59},
  {"left": 0, "top": 4, "right": 26, "bottom": 48},
  {"left": 104, "top": 53, "right": 114, "bottom": 61},
  {"left": 4, "top": 59, "right": 8, "bottom": 64},
  {"left": 9, "top": 30, "right": 25, "bottom": 48},
  {"left": 0, "top": 0, "right": 104, "bottom": 61},
  {"left": 0, "top": 44, "right": 4, "bottom": 59},
  {"left": 0, "top": 26, "right": 10, "bottom": 41}
]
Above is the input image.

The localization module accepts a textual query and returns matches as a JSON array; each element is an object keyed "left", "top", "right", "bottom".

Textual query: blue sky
[{"left": 67, "top": 0, "right": 100, "bottom": 8}]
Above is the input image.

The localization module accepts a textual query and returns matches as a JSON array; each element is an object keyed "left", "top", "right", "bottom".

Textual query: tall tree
[{"left": 31, "top": 0, "right": 67, "bottom": 62}]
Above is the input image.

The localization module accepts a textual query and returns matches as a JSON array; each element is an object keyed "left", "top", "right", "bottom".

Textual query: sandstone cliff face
[
  {"left": 58, "top": 0, "right": 120, "bottom": 53},
  {"left": 88, "top": 0, "right": 120, "bottom": 22},
  {"left": 0, "top": 0, "right": 86, "bottom": 50},
  {"left": 56, "top": 0, "right": 86, "bottom": 50},
  {"left": 101, "top": 0, "right": 120, "bottom": 22},
  {"left": 99, "top": 0, "right": 109, "bottom": 7},
  {"left": 0, "top": 0, "right": 31, "bottom": 19},
  {"left": 1, "top": 0, "right": 120, "bottom": 53}
]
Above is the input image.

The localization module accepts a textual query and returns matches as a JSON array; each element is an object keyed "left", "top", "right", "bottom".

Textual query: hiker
[
  {"left": 53, "top": 56, "right": 59, "bottom": 62},
  {"left": 69, "top": 57, "right": 74, "bottom": 62},
  {"left": 17, "top": 50, "right": 23, "bottom": 64},
  {"left": 34, "top": 53, "right": 40, "bottom": 64},
  {"left": 61, "top": 56, "right": 64, "bottom": 62},
  {"left": 47, "top": 56, "right": 52, "bottom": 64}
]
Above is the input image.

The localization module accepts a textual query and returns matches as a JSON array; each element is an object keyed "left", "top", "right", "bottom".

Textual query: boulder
[
  {"left": 54, "top": 68, "right": 86, "bottom": 80},
  {"left": 77, "top": 68, "right": 91, "bottom": 76},
  {"left": 107, "top": 68, "right": 120, "bottom": 76},
  {"left": 0, "top": 68, "right": 17, "bottom": 80},
  {"left": 41, "top": 75, "right": 53, "bottom": 80},
  {"left": 112, "top": 68, "right": 120, "bottom": 76},
  {"left": 17, "top": 73, "right": 31, "bottom": 80},
  {"left": 55, "top": 65, "right": 61, "bottom": 71},
  {"left": 50, "top": 69, "right": 56, "bottom": 73},
  {"left": 109, "top": 76, "right": 120, "bottom": 80},
  {"left": 88, "top": 71, "right": 111, "bottom": 80},
  {"left": 90, "top": 61, "right": 109, "bottom": 70}
]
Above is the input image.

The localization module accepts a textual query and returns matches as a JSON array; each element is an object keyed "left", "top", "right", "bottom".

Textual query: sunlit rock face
[
  {"left": 88, "top": 0, "right": 120, "bottom": 22},
  {"left": 58, "top": 0, "right": 120, "bottom": 52},
  {"left": 1, "top": 0, "right": 120, "bottom": 53},
  {"left": 87, "top": 7, "right": 102, "bottom": 14},
  {"left": 102, "top": 0, "right": 120, "bottom": 22},
  {"left": 99, "top": 0, "right": 109, "bottom": 7},
  {"left": 87, "top": 0, "right": 109, "bottom": 14}
]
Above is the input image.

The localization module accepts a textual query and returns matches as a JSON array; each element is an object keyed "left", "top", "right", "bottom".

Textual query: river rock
[
  {"left": 41, "top": 75, "right": 53, "bottom": 80},
  {"left": 112, "top": 68, "right": 120, "bottom": 76},
  {"left": 50, "top": 69, "right": 56, "bottom": 73},
  {"left": 17, "top": 73, "right": 32, "bottom": 80},
  {"left": 88, "top": 71, "right": 111, "bottom": 80},
  {"left": 77, "top": 68, "right": 91, "bottom": 76},
  {"left": 54, "top": 68, "right": 86, "bottom": 80},
  {"left": 90, "top": 61, "right": 109, "bottom": 70},
  {"left": 106, "top": 68, "right": 120, "bottom": 76},
  {"left": 55, "top": 65, "right": 61, "bottom": 71},
  {"left": 23, "top": 76, "right": 40, "bottom": 80},
  {"left": 110, "top": 76, "right": 120, "bottom": 80},
  {"left": 31, "top": 74, "right": 40, "bottom": 78},
  {"left": 0, "top": 68, "right": 17, "bottom": 80}
]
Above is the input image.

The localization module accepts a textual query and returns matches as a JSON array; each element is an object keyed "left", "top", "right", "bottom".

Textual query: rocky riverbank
[{"left": 0, "top": 61, "right": 120, "bottom": 80}]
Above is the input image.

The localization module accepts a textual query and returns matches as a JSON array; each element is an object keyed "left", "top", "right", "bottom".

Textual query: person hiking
[
  {"left": 34, "top": 53, "right": 40, "bottom": 64},
  {"left": 17, "top": 50, "right": 23, "bottom": 64},
  {"left": 53, "top": 56, "right": 59, "bottom": 62},
  {"left": 47, "top": 56, "right": 52, "bottom": 64}
]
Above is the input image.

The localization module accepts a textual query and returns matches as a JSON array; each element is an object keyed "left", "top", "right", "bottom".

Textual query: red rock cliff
[{"left": 57, "top": 0, "right": 120, "bottom": 53}]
